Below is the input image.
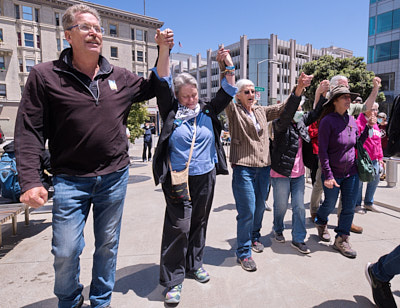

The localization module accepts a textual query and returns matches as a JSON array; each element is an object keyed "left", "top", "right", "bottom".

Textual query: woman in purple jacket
[{"left": 315, "top": 85, "right": 374, "bottom": 259}]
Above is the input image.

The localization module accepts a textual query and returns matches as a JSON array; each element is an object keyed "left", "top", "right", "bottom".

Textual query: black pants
[
  {"left": 160, "top": 168, "right": 216, "bottom": 287},
  {"left": 142, "top": 141, "right": 152, "bottom": 161}
]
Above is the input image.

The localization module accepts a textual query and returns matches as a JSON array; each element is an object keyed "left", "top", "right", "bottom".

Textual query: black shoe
[
  {"left": 365, "top": 262, "right": 397, "bottom": 308},
  {"left": 274, "top": 232, "right": 285, "bottom": 243},
  {"left": 291, "top": 241, "right": 311, "bottom": 254}
]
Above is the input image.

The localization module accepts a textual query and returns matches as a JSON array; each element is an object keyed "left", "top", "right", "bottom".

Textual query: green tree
[
  {"left": 301, "top": 55, "right": 385, "bottom": 110},
  {"left": 126, "top": 101, "right": 150, "bottom": 143}
]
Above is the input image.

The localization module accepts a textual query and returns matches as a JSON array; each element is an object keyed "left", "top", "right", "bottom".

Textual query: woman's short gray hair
[
  {"left": 173, "top": 73, "right": 198, "bottom": 96},
  {"left": 235, "top": 79, "right": 254, "bottom": 94},
  {"left": 62, "top": 4, "right": 102, "bottom": 30}
]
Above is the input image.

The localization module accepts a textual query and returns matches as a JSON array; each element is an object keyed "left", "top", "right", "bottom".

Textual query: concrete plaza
[{"left": 0, "top": 140, "right": 399, "bottom": 307}]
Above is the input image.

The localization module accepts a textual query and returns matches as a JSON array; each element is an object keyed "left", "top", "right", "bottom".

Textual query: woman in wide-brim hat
[{"left": 314, "top": 85, "right": 376, "bottom": 259}]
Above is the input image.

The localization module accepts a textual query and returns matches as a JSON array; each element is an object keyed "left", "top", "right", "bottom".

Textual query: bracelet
[
  {"left": 222, "top": 69, "right": 235, "bottom": 76},
  {"left": 226, "top": 66, "right": 235, "bottom": 70}
]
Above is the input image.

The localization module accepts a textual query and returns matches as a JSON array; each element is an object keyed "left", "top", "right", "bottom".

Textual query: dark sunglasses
[{"left": 243, "top": 90, "right": 255, "bottom": 95}]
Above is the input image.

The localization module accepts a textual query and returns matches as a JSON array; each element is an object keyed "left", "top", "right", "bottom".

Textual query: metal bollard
[{"left": 386, "top": 159, "right": 398, "bottom": 187}]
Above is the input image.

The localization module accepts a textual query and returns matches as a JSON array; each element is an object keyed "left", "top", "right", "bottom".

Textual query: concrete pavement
[{"left": 0, "top": 140, "right": 399, "bottom": 307}]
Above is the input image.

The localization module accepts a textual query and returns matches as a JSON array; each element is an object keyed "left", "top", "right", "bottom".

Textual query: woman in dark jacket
[
  {"left": 269, "top": 74, "right": 320, "bottom": 254},
  {"left": 152, "top": 48, "right": 236, "bottom": 304}
]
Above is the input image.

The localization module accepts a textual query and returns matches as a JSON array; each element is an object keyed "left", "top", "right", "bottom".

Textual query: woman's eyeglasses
[{"left": 243, "top": 90, "right": 255, "bottom": 95}]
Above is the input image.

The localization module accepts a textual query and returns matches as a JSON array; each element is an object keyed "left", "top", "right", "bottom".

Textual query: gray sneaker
[
  {"left": 333, "top": 235, "right": 357, "bottom": 258},
  {"left": 251, "top": 240, "right": 264, "bottom": 253},
  {"left": 274, "top": 232, "right": 285, "bottom": 243},
  {"left": 315, "top": 223, "right": 331, "bottom": 242},
  {"left": 237, "top": 257, "right": 257, "bottom": 272}
]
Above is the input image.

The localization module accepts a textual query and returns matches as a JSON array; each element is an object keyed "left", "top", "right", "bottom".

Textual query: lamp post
[
  {"left": 268, "top": 60, "right": 283, "bottom": 104},
  {"left": 256, "top": 59, "right": 269, "bottom": 87}
]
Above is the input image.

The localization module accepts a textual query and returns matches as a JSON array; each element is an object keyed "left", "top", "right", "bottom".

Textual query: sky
[{"left": 90, "top": 0, "right": 370, "bottom": 60}]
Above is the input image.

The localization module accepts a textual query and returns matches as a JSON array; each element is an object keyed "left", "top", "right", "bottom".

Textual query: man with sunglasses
[{"left": 14, "top": 4, "right": 173, "bottom": 307}]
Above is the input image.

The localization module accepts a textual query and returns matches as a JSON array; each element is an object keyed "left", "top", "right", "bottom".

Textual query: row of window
[
  {"left": 16, "top": 4, "right": 148, "bottom": 42},
  {"left": 370, "top": 0, "right": 385, "bottom": 3},
  {"left": 368, "top": 40, "right": 400, "bottom": 63},
  {"left": 369, "top": 9, "right": 400, "bottom": 35},
  {"left": 110, "top": 47, "right": 146, "bottom": 62},
  {"left": 17, "top": 32, "right": 40, "bottom": 48}
]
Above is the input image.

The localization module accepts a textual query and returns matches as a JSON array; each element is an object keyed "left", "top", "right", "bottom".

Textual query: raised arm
[
  {"left": 216, "top": 47, "right": 235, "bottom": 86},
  {"left": 155, "top": 28, "right": 174, "bottom": 78},
  {"left": 313, "top": 80, "right": 329, "bottom": 108},
  {"left": 364, "top": 76, "right": 381, "bottom": 111}
]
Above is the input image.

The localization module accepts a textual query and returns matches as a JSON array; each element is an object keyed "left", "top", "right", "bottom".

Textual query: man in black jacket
[{"left": 14, "top": 4, "right": 173, "bottom": 307}]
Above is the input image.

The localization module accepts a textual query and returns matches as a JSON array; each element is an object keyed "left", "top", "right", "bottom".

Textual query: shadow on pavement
[
  {"left": 127, "top": 175, "right": 152, "bottom": 184},
  {"left": 203, "top": 238, "right": 236, "bottom": 267},
  {"left": 312, "top": 295, "right": 374, "bottom": 307},
  {"left": 213, "top": 203, "right": 235, "bottom": 212},
  {"left": 113, "top": 263, "right": 164, "bottom": 303},
  {"left": 0, "top": 219, "right": 51, "bottom": 259}
]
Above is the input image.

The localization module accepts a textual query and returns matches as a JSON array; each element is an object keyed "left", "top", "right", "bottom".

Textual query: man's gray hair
[
  {"left": 235, "top": 79, "right": 254, "bottom": 94},
  {"left": 329, "top": 75, "right": 348, "bottom": 91},
  {"left": 62, "top": 4, "right": 101, "bottom": 30},
  {"left": 173, "top": 73, "right": 198, "bottom": 96}
]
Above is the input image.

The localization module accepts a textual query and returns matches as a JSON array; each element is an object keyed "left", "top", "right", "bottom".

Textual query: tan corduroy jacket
[{"left": 225, "top": 100, "right": 287, "bottom": 167}]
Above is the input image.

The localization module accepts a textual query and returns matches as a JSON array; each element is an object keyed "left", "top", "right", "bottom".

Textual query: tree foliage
[
  {"left": 126, "top": 102, "right": 150, "bottom": 143},
  {"left": 301, "top": 56, "right": 385, "bottom": 110}
]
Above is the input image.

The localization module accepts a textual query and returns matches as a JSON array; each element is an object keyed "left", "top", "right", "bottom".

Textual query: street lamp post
[
  {"left": 256, "top": 59, "right": 269, "bottom": 87},
  {"left": 268, "top": 60, "right": 283, "bottom": 104}
]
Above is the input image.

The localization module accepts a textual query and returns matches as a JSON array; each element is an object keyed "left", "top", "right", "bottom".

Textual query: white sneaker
[
  {"left": 355, "top": 205, "right": 366, "bottom": 214},
  {"left": 365, "top": 204, "right": 381, "bottom": 213}
]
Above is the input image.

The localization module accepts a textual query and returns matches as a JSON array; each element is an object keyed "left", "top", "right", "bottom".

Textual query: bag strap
[{"left": 169, "top": 117, "right": 197, "bottom": 171}]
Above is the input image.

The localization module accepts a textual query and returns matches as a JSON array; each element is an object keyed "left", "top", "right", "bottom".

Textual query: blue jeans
[
  {"left": 232, "top": 165, "right": 270, "bottom": 259},
  {"left": 357, "top": 160, "right": 380, "bottom": 206},
  {"left": 52, "top": 166, "right": 129, "bottom": 308},
  {"left": 316, "top": 174, "right": 359, "bottom": 237},
  {"left": 373, "top": 245, "right": 400, "bottom": 282},
  {"left": 271, "top": 176, "right": 306, "bottom": 243}
]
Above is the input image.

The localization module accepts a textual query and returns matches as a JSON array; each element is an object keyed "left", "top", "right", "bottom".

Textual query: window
[
  {"left": 55, "top": 13, "right": 60, "bottom": 26},
  {"left": 136, "top": 29, "right": 143, "bottom": 41},
  {"left": 144, "top": 31, "right": 147, "bottom": 42},
  {"left": 131, "top": 28, "right": 135, "bottom": 40},
  {"left": 63, "top": 39, "right": 70, "bottom": 49},
  {"left": 0, "top": 56, "right": 5, "bottom": 70},
  {"left": 36, "top": 35, "right": 40, "bottom": 49},
  {"left": 17, "top": 32, "right": 21, "bottom": 46},
  {"left": 109, "top": 24, "right": 117, "bottom": 36},
  {"left": 19, "top": 58, "right": 23, "bottom": 72},
  {"left": 368, "top": 46, "right": 375, "bottom": 64},
  {"left": 132, "top": 49, "right": 135, "bottom": 61},
  {"left": 26, "top": 59, "right": 35, "bottom": 72},
  {"left": 22, "top": 6, "right": 33, "bottom": 21},
  {"left": 376, "top": 9, "right": 400, "bottom": 34},
  {"left": 394, "top": 9, "right": 400, "bottom": 30},
  {"left": 370, "top": 0, "right": 376, "bottom": 3},
  {"left": 371, "top": 40, "right": 400, "bottom": 63},
  {"left": 20, "top": 86, "right": 24, "bottom": 96},
  {"left": 377, "top": 73, "right": 395, "bottom": 91},
  {"left": 24, "top": 33, "right": 34, "bottom": 47},
  {"left": 369, "top": 16, "right": 375, "bottom": 36},
  {"left": 137, "top": 50, "right": 143, "bottom": 62},
  {"left": 110, "top": 47, "right": 118, "bottom": 58},
  {"left": 0, "top": 29, "right": 2, "bottom": 42},
  {"left": 15, "top": 4, "right": 20, "bottom": 19},
  {"left": 137, "top": 71, "right": 144, "bottom": 77},
  {"left": 56, "top": 38, "right": 61, "bottom": 51},
  {"left": 35, "top": 8, "right": 39, "bottom": 22},
  {"left": 0, "top": 84, "right": 6, "bottom": 96}
]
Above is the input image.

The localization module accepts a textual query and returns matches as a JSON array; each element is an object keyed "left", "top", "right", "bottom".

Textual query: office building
[
  {"left": 172, "top": 34, "right": 352, "bottom": 106},
  {"left": 367, "top": 0, "right": 400, "bottom": 108},
  {"left": 0, "top": 0, "right": 163, "bottom": 136}
]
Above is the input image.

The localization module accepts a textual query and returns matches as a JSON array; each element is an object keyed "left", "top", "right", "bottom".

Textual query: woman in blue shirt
[{"left": 152, "top": 48, "right": 236, "bottom": 304}]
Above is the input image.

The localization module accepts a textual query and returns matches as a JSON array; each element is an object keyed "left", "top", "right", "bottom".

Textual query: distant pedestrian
[
  {"left": 142, "top": 122, "right": 154, "bottom": 162},
  {"left": 366, "top": 245, "right": 399, "bottom": 308}
]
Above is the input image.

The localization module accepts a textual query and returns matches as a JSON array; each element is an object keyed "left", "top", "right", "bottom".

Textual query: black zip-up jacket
[
  {"left": 15, "top": 48, "right": 158, "bottom": 193},
  {"left": 270, "top": 94, "right": 324, "bottom": 177},
  {"left": 152, "top": 79, "right": 232, "bottom": 186}
]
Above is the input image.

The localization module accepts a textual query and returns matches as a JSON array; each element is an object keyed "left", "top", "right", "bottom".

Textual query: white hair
[
  {"left": 235, "top": 79, "right": 254, "bottom": 94},
  {"left": 329, "top": 75, "right": 348, "bottom": 91}
]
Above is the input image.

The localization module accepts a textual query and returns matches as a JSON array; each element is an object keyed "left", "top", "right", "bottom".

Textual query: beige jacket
[{"left": 225, "top": 101, "right": 286, "bottom": 167}]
